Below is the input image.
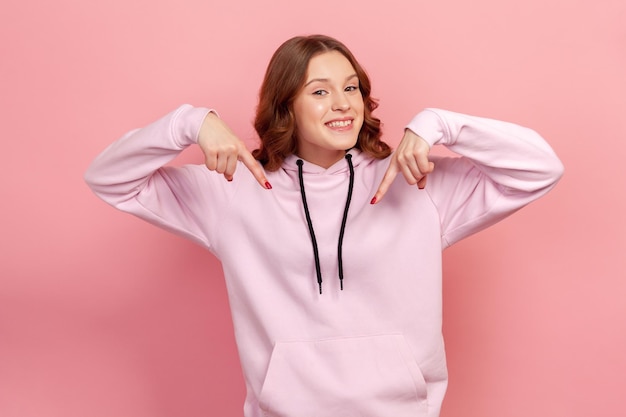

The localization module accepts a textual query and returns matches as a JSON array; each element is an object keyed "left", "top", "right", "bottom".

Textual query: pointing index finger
[
  {"left": 372, "top": 159, "right": 399, "bottom": 204},
  {"left": 239, "top": 148, "right": 272, "bottom": 189}
]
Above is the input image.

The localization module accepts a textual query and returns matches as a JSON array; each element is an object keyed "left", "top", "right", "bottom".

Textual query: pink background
[{"left": 1, "top": 0, "right": 625, "bottom": 416}]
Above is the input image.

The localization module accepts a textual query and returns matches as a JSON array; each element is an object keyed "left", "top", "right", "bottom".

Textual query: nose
[{"left": 331, "top": 93, "right": 350, "bottom": 111}]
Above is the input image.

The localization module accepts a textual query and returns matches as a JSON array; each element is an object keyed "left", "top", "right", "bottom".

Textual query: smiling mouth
[{"left": 326, "top": 120, "right": 353, "bottom": 128}]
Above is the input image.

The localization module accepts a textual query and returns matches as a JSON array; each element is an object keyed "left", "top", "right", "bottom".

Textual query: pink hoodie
[{"left": 85, "top": 104, "right": 563, "bottom": 417}]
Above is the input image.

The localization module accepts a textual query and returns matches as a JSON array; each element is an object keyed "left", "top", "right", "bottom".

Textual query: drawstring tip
[
  {"left": 319, "top": 283, "right": 323, "bottom": 294},
  {"left": 340, "top": 279, "right": 343, "bottom": 291}
]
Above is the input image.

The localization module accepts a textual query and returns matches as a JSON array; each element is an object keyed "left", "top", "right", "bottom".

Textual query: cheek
[
  {"left": 353, "top": 97, "right": 365, "bottom": 116},
  {"left": 295, "top": 100, "right": 325, "bottom": 126},
  {"left": 310, "top": 101, "right": 327, "bottom": 118},
  {"left": 294, "top": 111, "right": 317, "bottom": 141},
  {"left": 354, "top": 99, "right": 365, "bottom": 130}
]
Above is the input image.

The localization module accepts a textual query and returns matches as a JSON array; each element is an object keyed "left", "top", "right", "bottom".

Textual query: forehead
[{"left": 305, "top": 51, "right": 357, "bottom": 80}]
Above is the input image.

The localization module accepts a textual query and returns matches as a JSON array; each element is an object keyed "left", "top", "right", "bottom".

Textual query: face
[{"left": 292, "top": 51, "right": 365, "bottom": 168}]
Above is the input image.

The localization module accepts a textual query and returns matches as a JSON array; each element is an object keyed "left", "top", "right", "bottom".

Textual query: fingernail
[
  {"left": 265, "top": 181, "right": 272, "bottom": 190},
  {"left": 370, "top": 196, "right": 377, "bottom": 205}
]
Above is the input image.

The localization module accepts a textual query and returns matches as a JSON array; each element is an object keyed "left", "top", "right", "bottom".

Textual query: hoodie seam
[
  {"left": 130, "top": 187, "right": 212, "bottom": 249},
  {"left": 423, "top": 186, "right": 447, "bottom": 249},
  {"left": 439, "top": 172, "right": 508, "bottom": 248},
  {"left": 210, "top": 168, "right": 244, "bottom": 254}
]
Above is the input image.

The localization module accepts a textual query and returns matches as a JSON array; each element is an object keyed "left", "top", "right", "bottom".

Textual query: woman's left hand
[{"left": 371, "top": 129, "right": 434, "bottom": 204}]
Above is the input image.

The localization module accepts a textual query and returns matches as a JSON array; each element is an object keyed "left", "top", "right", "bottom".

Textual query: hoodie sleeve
[
  {"left": 84, "top": 104, "right": 226, "bottom": 250},
  {"left": 406, "top": 108, "right": 564, "bottom": 249}
]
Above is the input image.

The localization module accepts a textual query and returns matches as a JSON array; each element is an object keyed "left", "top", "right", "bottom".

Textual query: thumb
[{"left": 419, "top": 159, "right": 435, "bottom": 175}]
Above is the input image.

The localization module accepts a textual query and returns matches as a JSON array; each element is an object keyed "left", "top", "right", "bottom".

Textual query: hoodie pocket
[{"left": 258, "top": 334, "right": 428, "bottom": 417}]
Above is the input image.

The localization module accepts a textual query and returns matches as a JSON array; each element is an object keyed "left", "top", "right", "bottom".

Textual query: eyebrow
[{"left": 304, "top": 73, "right": 358, "bottom": 87}]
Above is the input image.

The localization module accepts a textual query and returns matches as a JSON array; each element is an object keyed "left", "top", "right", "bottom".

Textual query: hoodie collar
[{"left": 282, "top": 148, "right": 366, "bottom": 174}]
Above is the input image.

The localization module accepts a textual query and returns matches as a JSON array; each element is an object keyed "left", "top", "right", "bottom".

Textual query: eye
[
  {"left": 313, "top": 90, "right": 328, "bottom": 96},
  {"left": 345, "top": 85, "right": 359, "bottom": 92}
]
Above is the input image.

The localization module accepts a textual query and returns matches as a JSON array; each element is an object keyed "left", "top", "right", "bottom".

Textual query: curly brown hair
[{"left": 253, "top": 35, "right": 391, "bottom": 171}]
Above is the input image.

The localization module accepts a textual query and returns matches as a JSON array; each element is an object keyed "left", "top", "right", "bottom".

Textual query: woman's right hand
[{"left": 197, "top": 112, "right": 271, "bottom": 189}]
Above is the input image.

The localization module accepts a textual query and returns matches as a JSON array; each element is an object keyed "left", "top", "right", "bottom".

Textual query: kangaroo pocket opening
[{"left": 258, "top": 334, "right": 428, "bottom": 417}]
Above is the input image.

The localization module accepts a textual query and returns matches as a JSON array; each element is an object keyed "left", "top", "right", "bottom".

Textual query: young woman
[{"left": 85, "top": 35, "right": 563, "bottom": 417}]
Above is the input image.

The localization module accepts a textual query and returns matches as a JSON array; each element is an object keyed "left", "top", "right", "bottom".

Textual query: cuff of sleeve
[
  {"left": 405, "top": 108, "right": 448, "bottom": 148},
  {"left": 173, "top": 105, "right": 217, "bottom": 147}
]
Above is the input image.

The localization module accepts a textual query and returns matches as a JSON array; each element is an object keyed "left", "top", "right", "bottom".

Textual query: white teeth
[{"left": 326, "top": 120, "right": 352, "bottom": 128}]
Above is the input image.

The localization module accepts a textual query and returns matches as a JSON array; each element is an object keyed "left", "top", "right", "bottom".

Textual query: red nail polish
[
  {"left": 370, "top": 196, "right": 377, "bottom": 204},
  {"left": 265, "top": 181, "right": 272, "bottom": 190}
]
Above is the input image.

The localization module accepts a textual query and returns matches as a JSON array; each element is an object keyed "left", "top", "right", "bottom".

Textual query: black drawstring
[
  {"left": 297, "top": 159, "right": 323, "bottom": 294},
  {"left": 338, "top": 154, "right": 354, "bottom": 290},
  {"left": 297, "top": 154, "right": 355, "bottom": 294}
]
